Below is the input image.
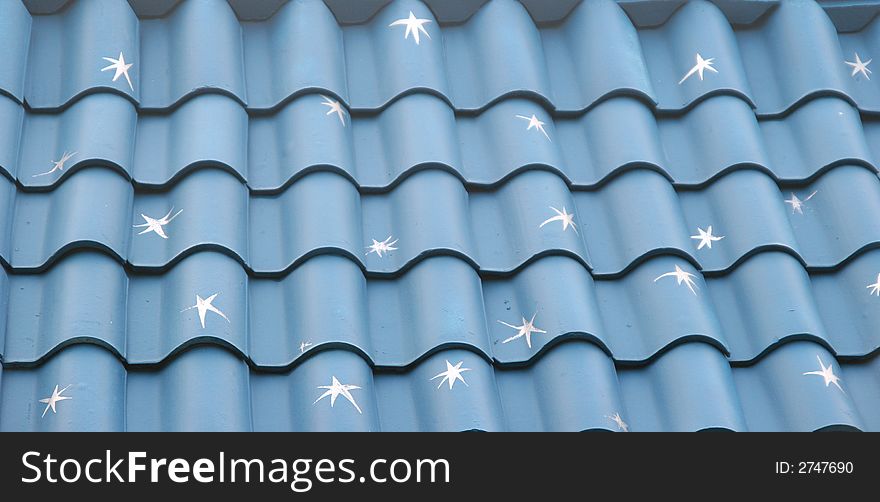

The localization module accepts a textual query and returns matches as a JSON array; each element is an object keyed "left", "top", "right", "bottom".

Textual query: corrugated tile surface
[
  {"left": 2, "top": 0, "right": 880, "bottom": 431},
  {"left": 1, "top": 340, "right": 874, "bottom": 431},
  {"left": 6, "top": 0, "right": 880, "bottom": 113}
]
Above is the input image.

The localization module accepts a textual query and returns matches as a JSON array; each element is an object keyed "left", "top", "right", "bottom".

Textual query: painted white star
[
  {"left": 845, "top": 52, "right": 872, "bottom": 80},
  {"left": 32, "top": 151, "right": 77, "bottom": 178},
  {"left": 803, "top": 355, "right": 844, "bottom": 393},
  {"left": 133, "top": 207, "right": 182, "bottom": 239},
  {"left": 868, "top": 274, "right": 880, "bottom": 296},
  {"left": 39, "top": 384, "right": 72, "bottom": 418},
  {"left": 300, "top": 341, "right": 312, "bottom": 353},
  {"left": 515, "top": 114, "right": 551, "bottom": 141},
  {"left": 181, "top": 293, "right": 230, "bottom": 329},
  {"left": 539, "top": 206, "right": 578, "bottom": 234},
  {"left": 321, "top": 96, "right": 346, "bottom": 126},
  {"left": 101, "top": 51, "right": 134, "bottom": 91},
  {"left": 314, "top": 376, "right": 363, "bottom": 414},
  {"left": 785, "top": 190, "right": 817, "bottom": 215},
  {"left": 430, "top": 360, "right": 471, "bottom": 390},
  {"left": 365, "top": 235, "right": 398, "bottom": 258},
  {"left": 498, "top": 311, "right": 547, "bottom": 349},
  {"left": 678, "top": 53, "right": 718, "bottom": 84},
  {"left": 654, "top": 264, "right": 699, "bottom": 295},
  {"left": 606, "top": 412, "right": 629, "bottom": 432},
  {"left": 690, "top": 225, "right": 724, "bottom": 250},
  {"left": 389, "top": 11, "right": 432, "bottom": 45}
]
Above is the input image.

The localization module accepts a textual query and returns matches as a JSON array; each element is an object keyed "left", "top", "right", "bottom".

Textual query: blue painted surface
[
  {"left": 0, "top": 340, "right": 872, "bottom": 431},
  {"left": 8, "top": 92, "right": 880, "bottom": 191},
  {"left": 6, "top": 164, "right": 880, "bottom": 275},
  {"left": 5, "top": 0, "right": 880, "bottom": 113},
  {"left": 1, "top": 0, "right": 880, "bottom": 431}
]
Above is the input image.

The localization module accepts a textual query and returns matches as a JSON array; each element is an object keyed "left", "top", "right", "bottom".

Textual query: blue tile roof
[
  {"left": 2, "top": 340, "right": 877, "bottom": 431},
  {"left": 1, "top": 0, "right": 880, "bottom": 431}
]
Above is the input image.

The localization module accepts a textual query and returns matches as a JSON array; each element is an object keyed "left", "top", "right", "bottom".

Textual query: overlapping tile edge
[{"left": 1, "top": 0, "right": 870, "bottom": 429}]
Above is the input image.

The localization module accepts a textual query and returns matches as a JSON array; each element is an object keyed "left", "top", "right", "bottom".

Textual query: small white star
[
  {"left": 321, "top": 96, "right": 346, "bottom": 126},
  {"left": 101, "top": 51, "right": 134, "bottom": 91},
  {"left": 515, "top": 114, "right": 551, "bottom": 141},
  {"left": 366, "top": 235, "right": 398, "bottom": 258},
  {"left": 845, "top": 52, "right": 872, "bottom": 80},
  {"left": 868, "top": 274, "right": 880, "bottom": 296},
  {"left": 539, "top": 206, "right": 578, "bottom": 234},
  {"left": 39, "top": 384, "right": 72, "bottom": 418},
  {"left": 133, "top": 207, "right": 182, "bottom": 239},
  {"left": 314, "top": 376, "right": 363, "bottom": 414},
  {"left": 606, "top": 412, "right": 629, "bottom": 432},
  {"left": 498, "top": 311, "right": 547, "bottom": 349},
  {"left": 181, "top": 293, "right": 230, "bottom": 329},
  {"left": 678, "top": 53, "right": 718, "bottom": 84},
  {"left": 784, "top": 190, "right": 817, "bottom": 215},
  {"left": 388, "top": 11, "right": 432, "bottom": 45},
  {"left": 690, "top": 225, "right": 724, "bottom": 250},
  {"left": 299, "top": 341, "right": 313, "bottom": 353},
  {"left": 654, "top": 264, "right": 699, "bottom": 295},
  {"left": 430, "top": 360, "right": 471, "bottom": 390},
  {"left": 803, "top": 355, "right": 844, "bottom": 393},
  {"left": 32, "top": 151, "right": 77, "bottom": 178}
]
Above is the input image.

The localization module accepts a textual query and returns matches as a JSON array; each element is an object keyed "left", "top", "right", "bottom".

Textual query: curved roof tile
[
  {"left": 1, "top": 341, "right": 874, "bottom": 431},
  {"left": 4, "top": 0, "right": 880, "bottom": 431}
]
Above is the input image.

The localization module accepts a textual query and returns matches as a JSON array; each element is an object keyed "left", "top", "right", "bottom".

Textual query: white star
[
  {"left": 32, "top": 151, "right": 77, "bottom": 178},
  {"left": 101, "top": 51, "right": 134, "bottom": 91},
  {"left": 133, "top": 207, "right": 182, "bottom": 239},
  {"left": 388, "top": 11, "right": 432, "bottom": 45},
  {"left": 39, "top": 384, "right": 72, "bottom": 418},
  {"left": 606, "top": 412, "right": 629, "bottom": 432},
  {"left": 784, "top": 190, "right": 817, "bottom": 215},
  {"left": 845, "top": 52, "right": 872, "bottom": 80},
  {"left": 678, "top": 53, "right": 718, "bottom": 84},
  {"left": 180, "top": 293, "right": 230, "bottom": 329},
  {"left": 314, "top": 376, "right": 363, "bottom": 414},
  {"left": 868, "top": 274, "right": 880, "bottom": 296},
  {"left": 430, "top": 360, "right": 471, "bottom": 390},
  {"left": 539, "top": 206, "right": 578, "bottom": 234},
  {"left": 515, "top": 114, "right": 551, "bottom": 141},
  {"left": 690, "top": 225, "right": 724, "bottom": 250},
  {"left": 654, "top": 264, "right": 699, "bottom": 295},
  {"left": 365, "top": 235, "right": 398, "bottom": 258},
  {"left": 321, "top": 96, "right": 346, "bottom": 126},
  {"left": 299, "top": 341, "right": 313, "bottom": 353},
  {"left": 803, "top": 355, "right": 844, "bottom": 393},
  {"left": 497, "top": 311, "right": 547, "bottom": 349}
]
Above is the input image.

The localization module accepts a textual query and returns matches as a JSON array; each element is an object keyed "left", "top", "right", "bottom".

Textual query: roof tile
[
  {"left": 1, "top": 340, "right": 872, "bottom": 431},
  {"left": 2, "top": 0, "right": 880, "bottom": 431}
]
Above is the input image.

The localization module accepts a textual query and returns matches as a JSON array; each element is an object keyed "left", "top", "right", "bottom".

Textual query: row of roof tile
[
  {"left": 2, "top": 164, "right": 879, "bottom": 274},
  {"left": 2, "top": 250, "right": 879, "bottom": 366},
  {"left": 4, "top": 0, "right": 880, "bottom": 114},
  {"left": 28, "top": 0, "right": 781, "bottom": 27},
  {"left": 23, "top": 0, "right": 877, "bottom": 32},
  {"left": 2, "top": 93, "right": 878, "bottom": 191},
  {"left": 1, "top": 340, "right": 875, "bottom": 431}
]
